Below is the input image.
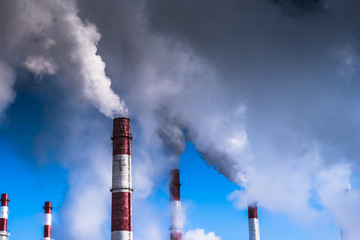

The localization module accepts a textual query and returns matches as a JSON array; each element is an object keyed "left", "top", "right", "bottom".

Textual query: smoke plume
[
  {"left": 1, "top": 0, "right": 360, "bottom": 239},
  {"left": 0, "top": 0, "right": 127, "bottom": 118}
]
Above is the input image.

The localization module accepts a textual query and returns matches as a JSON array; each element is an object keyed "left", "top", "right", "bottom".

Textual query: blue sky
[{"left": 0, "top": 139, "right": 67, "bottom": 240}]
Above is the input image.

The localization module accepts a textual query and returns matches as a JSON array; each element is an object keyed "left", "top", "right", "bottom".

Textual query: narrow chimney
[
  {"left": 111, "top": 117, "right": 133, "bottom": 240},
  {"left": 0, "top": 194, "right": 10, "bottom": 240},
  {"left": 170, "top": 169, "right": 182, "bottom": 240},
  {"left": 248, "top": 202, "right": 260, "bottom": 240},
  {"left": 43, "top": 202, "right": 53, "bottom": 240}
]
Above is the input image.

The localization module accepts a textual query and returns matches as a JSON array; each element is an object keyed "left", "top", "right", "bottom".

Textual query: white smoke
[
  {"left": 0, "top": 60, "right": 15, "bottom": 116},
  {"left": 59, "top": 148, "right": 111, "bottom": 240},
  {"left": 0, "top": 0, "right": 127, "bottom": 118},
  {"left": 316, "top": 165, "right": 360, "bottom": 240},
  {"left": 184, "top": 229, "right": 222, "bottom": 240},
  {"left": 24, "top": 56, "right": 57, "bottom": 77},
  {"left": 132, "top": 198, "right": 168, "bottom": 240}
]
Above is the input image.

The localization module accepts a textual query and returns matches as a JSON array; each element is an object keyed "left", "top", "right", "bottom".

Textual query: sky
[{"left": 0, "top": 0, "right": 360, "bottom": 239}]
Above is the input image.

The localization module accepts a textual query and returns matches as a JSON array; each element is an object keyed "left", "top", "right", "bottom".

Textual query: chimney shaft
[
  {"left": 248, "top": 203, "right": 260, "bottom": 240},
  {"left": 170, "top": 169, "right": 182, "bottom": 240},
  {"left": 111, "top": 118, "right": 133, "bottom": 240},
  {"left": 0, "top": 194, "right": 10, "bottom": 240},
  {"left": 43, "top": 201, "right": 53, "bottom": 240}
]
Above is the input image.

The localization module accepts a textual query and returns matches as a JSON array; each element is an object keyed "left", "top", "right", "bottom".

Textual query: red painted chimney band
[
  {"left": 44, "top": 226, "right": 51, "bottom": 237},
  {"left": 170, "top": 170, "right": 181, "bottom": 201},
  {"left": 44, "top": 201, "right": 53, "bottom": 214},
  {"left": 171, "top": 232, "right": 182, "bottom": 240},
  {"left": 248, "top": 205, "right": 258, "bottom": 219},
  {"left": 1, "top": 194, "right": 9, "bottom": 207},
  {"left": 111, "top": 192, "right": 132, "bottom": 232},
  {"left": 112, "top": 118, "right": 132, "bottom": 156},
  {"left": 0, "top": 219, "right": 7, "bottom": 232},
  {"left": 248, "top": 202, "right": 260, "bottom": 240}
]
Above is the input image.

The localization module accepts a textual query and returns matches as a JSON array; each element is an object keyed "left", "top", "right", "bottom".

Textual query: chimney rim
[{"left": 113, "top": 117, "right": 130, "bottom": 121}]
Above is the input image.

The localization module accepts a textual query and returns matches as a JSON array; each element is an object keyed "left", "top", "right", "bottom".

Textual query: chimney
[
  {"left": 111, "top": 117, "right": 133, "bottom": 240},
  {"left": 170, "top": 169, "right": 182, "bottom": 240},
  {"left": 43, "top": 201, "right": 53, "bottom": 240},
  {"left": 248, "top": 202, "right": 260, "bottom": 240},
  {"left": 0, "top": 194, "right": 10, "bottom": 240}
]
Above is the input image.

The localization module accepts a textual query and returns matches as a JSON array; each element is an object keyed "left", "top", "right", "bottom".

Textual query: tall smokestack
[
  {"left": 248, "top": 202, "right": 260, "bottom": 240},
  {"left": 111, "top": 117, "right": 133, "bottom": 240},
  {"left": 170, "top": 169, "right": 182, "bottom": 240},
  {"left": 43, "top": 202, "right": 53, "bottom": 240},
  {"left": 0, "top": 194, "right": 10, "bottom": 240}
]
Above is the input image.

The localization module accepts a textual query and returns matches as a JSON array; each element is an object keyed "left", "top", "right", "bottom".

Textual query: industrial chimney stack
[
  {"left": 43, "top": 201, "right": 53, "bottom": 240},
  {"left": 0, "top": 194, "right": 10, "bottom": 240},
  {"left": 248, "top": 202, "right": 260, "bottom": 240},
  {"left": 111, "top": 117, "right": 133, "bottom": 240},
  {"left": 170, "top": 169, "right": 182, "bottom": 240}
]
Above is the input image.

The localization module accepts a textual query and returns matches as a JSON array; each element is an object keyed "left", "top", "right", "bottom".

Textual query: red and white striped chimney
[
  {"left": 43, "top": 201, "right": 53, "bottom": 240},
  {"left": 248, "top": 202, "right": 260, "bottom": 240},
  {"left": 0, "top": 194, "right": 10, "bottom": 240},
  {"left": 170, "top": 169, "right": 182, "bottom": 240},
  {"left": 111, "top": 117, "right": 133, "bottom": 240}
]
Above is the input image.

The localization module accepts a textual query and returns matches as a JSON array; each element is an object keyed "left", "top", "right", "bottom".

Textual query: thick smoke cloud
[
  {"left": 0, "top": 0, "right": 127, "bottom": 117},
  {"left": 104, "top": 0, "right": 360, "bottom": 238},
  {"left": 1, "top": 0, "right": 360, "bottom": 239}
]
